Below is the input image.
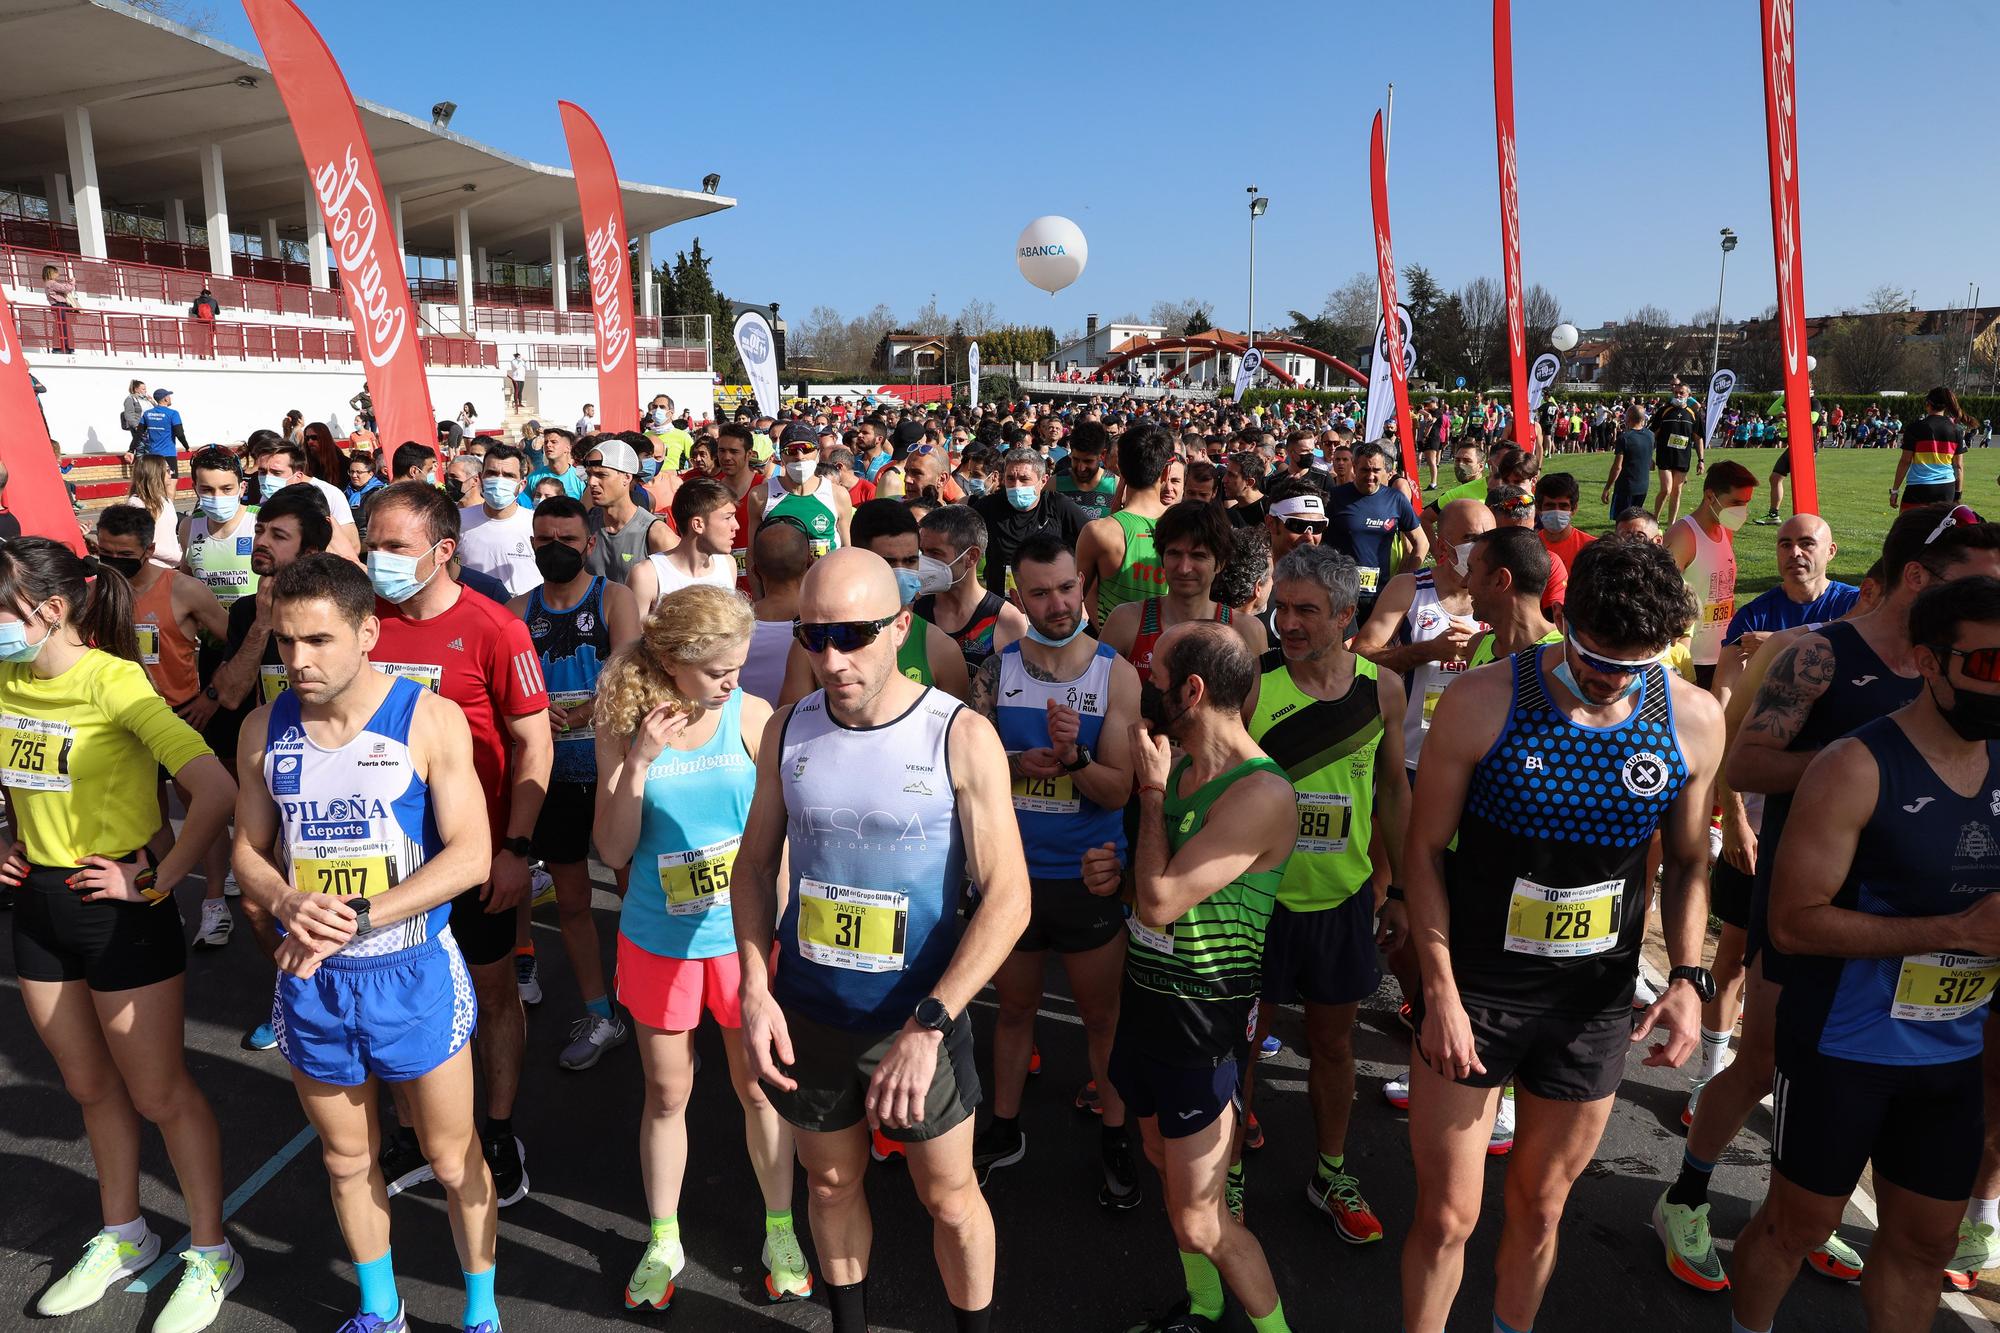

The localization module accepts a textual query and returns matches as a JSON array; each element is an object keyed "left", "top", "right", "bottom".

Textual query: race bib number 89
[
  {"left": 1295, "top": 791, "right": 1353, "bottom": 855},
  {"left": 1503, "top": 876, "right": 1624, "bottom": 959}
]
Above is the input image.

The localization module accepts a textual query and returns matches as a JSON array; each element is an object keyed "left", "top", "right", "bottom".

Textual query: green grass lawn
[{"left": 1523, "top": 446, "right": 1990, "bottom": 598}]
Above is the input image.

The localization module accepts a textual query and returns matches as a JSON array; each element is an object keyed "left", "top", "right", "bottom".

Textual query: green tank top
[
  {"left": 767, "top": 481, "right": 841, "bottom": 559},
  {"left": 1122, "top": 754, "right": 1289, "bottom": 1064},
  {"left": 1056, "top": 472, "right": 1119, "bottom": 521},
  {"left": 1468, "top": 626, "right": 1564, "bottom": 668},
  {"left": 898, "top": 613, "right": 933, "bottom": 685},
  {"left": 185, "top": 509, "right": 259, "bottom": 608},
  {"left": 1247, "top": 651, "right": 1382, "bottom": 910},
  {"left": 1097, "top": 509, "right": 1161, "bottom": 624}
]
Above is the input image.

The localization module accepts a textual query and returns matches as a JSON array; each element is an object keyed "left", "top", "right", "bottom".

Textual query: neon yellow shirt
[{"left": 0, "top": 651, "right": 212, "bottom": 867}]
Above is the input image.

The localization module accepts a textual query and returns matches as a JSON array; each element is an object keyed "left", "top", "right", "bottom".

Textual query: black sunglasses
[
  {"left": 1282, "top": 518, "right": 1329, "bottom": 535},
  {"left": 1940, "top": 646, "right": 2000, "bottom": 684},
  {"left": 793, "top": 613, "right": 899, "bottom": 654}
]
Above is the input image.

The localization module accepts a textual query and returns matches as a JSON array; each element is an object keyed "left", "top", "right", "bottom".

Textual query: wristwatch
[
  {"left": 913, "top": 996, "right": 953, "bottom": 1035},
  {"left": 1062, "top": 744, "right": 1093, "bottom": 773},
  {"left": 1668, "top": 965, "right": 1717, "bottom": 1003},
  {"left": 346, "top": 896, "right": 373, "bottom": 941},
  {"left": 203, "top": 685, "right": 219, "bottom": 702},
  {"left": 500, "top": 835, "right": 534, "bottom": 859}
]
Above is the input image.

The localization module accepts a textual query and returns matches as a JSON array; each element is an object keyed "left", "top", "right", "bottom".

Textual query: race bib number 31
[
  {"left": 797, "top": 879, "right": 908, "bottom": 973},
  {"left": 658, "top": 836, "right": 737, "bottom": 916},
  {"left": 1892, "top": 952, "right": 2000, "bottom": 1023},
  {"left": 1503, "top": 876, "right": 1624, "bottom": 959},
  {"left": 0, "top": 714, "right": 74, "bottom": 791}
]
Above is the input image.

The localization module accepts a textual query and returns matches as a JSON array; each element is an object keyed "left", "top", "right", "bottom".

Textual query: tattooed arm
[
  {"left": 1725, "top": 629, "right": 1835, "bottom": 795},
  {"left": 967, "top": 652, "right": 1001, "bottom": 723}
]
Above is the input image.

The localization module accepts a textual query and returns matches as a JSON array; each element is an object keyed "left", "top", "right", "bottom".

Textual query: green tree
[
  {"left": 660, "top": 238, "right": 740, "bottom": 381},
  {"left": 1183, "top": 307, "right": 1213, "bottom": 336}
]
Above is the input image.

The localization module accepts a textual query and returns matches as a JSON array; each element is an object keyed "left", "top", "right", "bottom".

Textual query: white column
[
  {"left": 198, "top": 142, "right": 232, "bottom": 277},
  {"left": 389, "top": 193, "right": 406, "bottom": 267},
  {"left": 166, "top": 200, "right": 189, "bottom": 244},
  {"left": 454, "top": 206, "right": 473, "bottom": 331},
  {"left": 259, "top": 216, "right": 278, "bottom": 259},
  {"left": 304, "top": 182, "right": 329, "bottom": 289},
  {"left": 548, "top": 222, "right": 567, "bottom": 315},
  {"left": 44, "top": 173, "right": 72, "bottom": 226},
  {"left": 637, "top": 231, "right": 655, "bottom": 319},
  {"left": 474, "top": 245, "right": 486, "bottom": 290},
  {"left": 62, "top": 107, "right": 106, "bottom": 259}
]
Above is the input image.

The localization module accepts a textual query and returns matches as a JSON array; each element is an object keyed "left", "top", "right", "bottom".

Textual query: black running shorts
[
  {"left": 1710, "top": 860, "right": 1753, "bottom": 932},
  {"left": 1772, "top": 1031, "right": 1983, "bottom": 1201},
  {"left": 762, "top": 1006, "right": 981, "bottom": 1143},
  {"left": 13, "top": 864, "right": 186, "bottom": 991},
  {"left": 530, "top": 780, "right": 596, "bottom": 867},
  {"left": 1108, "top": 1036, "right": 1241, "bottom": 1140},
  {"left": 1261, "top": 894, "right": 1382, "bottom": 1008},
  {"left": 1015, "top": 876, "right": 1123, "bottom": 954},
  {"left": 1656, "top": 445, "right": 1692, "bottom": 474},
  {"left": 1412, "top": 996, "right": 1630, "bottom": 1102}
]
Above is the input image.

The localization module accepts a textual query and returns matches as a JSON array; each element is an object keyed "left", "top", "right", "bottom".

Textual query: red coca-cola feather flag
[
  {"left": 243, "top": 0, "right": 437, "bottom": 464},
  {"left": 1493, "top": 0, "right": 1532, "bottom": 450},
  {"left": 558, "top": 102, "right": 639, "bottom": 435},
  {"left": 0, "top": 288, "right": 82, "bottom": 552},
  {"left": 1369, "top": 111, "right": 1419, "bottom": 483},
  {"left": 1760, "top": 0, "right": 1818, "bottom": 514}
]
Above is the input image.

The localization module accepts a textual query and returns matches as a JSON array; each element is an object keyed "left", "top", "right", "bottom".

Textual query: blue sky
[{"left": 210, "top": 0, "right": 1996, "bottom": 333}]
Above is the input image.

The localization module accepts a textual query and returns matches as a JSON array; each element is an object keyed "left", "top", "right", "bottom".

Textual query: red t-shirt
[
  {"left": 1539, "top": 525, "right": 1595, "bottom": 574},
  {"left": 1540, "top": 552, "right": 1571, "bottom": 619},
  {"left": 371, "top": 584, "right": 548, "bottom": 839}
]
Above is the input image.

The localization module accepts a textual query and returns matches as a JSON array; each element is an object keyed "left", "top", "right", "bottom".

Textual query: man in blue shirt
[
  {"left": 1325, "top": 440, "right": 1428, "bottom": 620},
  {"left": 1722, "top": 514, "right": 1860, "bottom": 655},
  {"left": 138, "top": 388, "right": 188, "bottom": 474}
]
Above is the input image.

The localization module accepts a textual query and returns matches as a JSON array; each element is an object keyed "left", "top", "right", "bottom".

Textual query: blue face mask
[
  {"left": 198, "top": 494, "right": 241, "bottom": 523},
  {"left": 640, "top": 458, "right": 662, "bottom": 480},
  {"left": 961, "top": 476, "right": 987, "bottom": 496},
  {"left": 894, "top": 568, "right": 923, "bottom": 607},
  {"left": 367, "top": 540, "right": 442, "bottom": 605},
  {"left": 481, "top": 477, "right": 520, "bottom": 510},
  {"left": 0, "top": 604, "right": 52, "bottom": 663},
  {"left": 1006, "top": 485, "right": 1038, "bottom": 512},
  {"left": 1023, "top": 616, "right": 1087, "bottom": 648}
]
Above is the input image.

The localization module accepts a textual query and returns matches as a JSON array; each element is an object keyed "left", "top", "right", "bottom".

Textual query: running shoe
[
  {"left": 1633, "top": 970, "right": 1661, "bottom": 1009},
  {"left": 1307, "top": 1170, "right": 1384, "bottom": 1244},
  {"left": 869, "top": 1127, "right": 906, "bottom": 1163},
  {"left": 152, "top": 1246, "right": 244, "bottom": 1333},
  {"left": 193, "top": 900, "right": 232, "bottom": 949},
  {"left": 1807, "top": 1233, "right": 1865, "bottom": 1282},
  {"left": 1124, "top": 1297, "right": 1219, "bottom": 1332},
  {"left": 1258, "top": 1033, "right": 1283, "bottom": 1060},
  {"left": 1946, "top": 1218, "right": 1998, "bottom": 1291},
  {"left": 1226, "top": 1168, "right": 1245, "bottom": 1222},
  {"left": 558, "top": 1012, "right": 628, "bottom": 1070},
  {"left": 1242, "top": 1109, "right": 1265, "bottom": 1152},
  {"left": 761, "top": 1226, "right": 814, "bottom": 1302},
  {"left": 337, "top": 1308, "right": 407, "bottom": 1333},
  {"left": 1680, "top": 1075, "right": 1711, "bottom": 1129},
  {"left": 380, "top": 1127, "right": 434, "bottom": 1197},
  {"left": 465, "top": 1322, "right": 501, "bottom": 1333},
  {"left": 1488, "top": 1090, "right": 1516, "bottom": 1156},
  {"left": 221, "top": 871, "right": 240, "bottom": 898},
  {"left": 1382, "top": 1073, "right": 1411, "bottom": 1111},
  {"left": 483, "top": 1134, "right": 528, "bottom": 1208},
  {"left": 530, "top": 865, "right": 555, "bottom": 908},
  {"left": 1028, "top": 1044, "right": 1042, "bottom": 1076},
  {"left": 241, "top": 1021, "right": 277, "bottom": 1052},
  {"left": 1652, "top": 1192, "right": 1729, "bottom": 1292},
  {"left": 624, "top": 1232, "right": 682, "bottom": 1310},
  {"left": 1753, "top": 511, "right": 1783, "bottom": 526},
  {"left": 1075, "top": 1079, "right": 1102, "bottom": 1115},
  {"left": 972, "top": 1119, "right": 1026, "bottom": 1184},
  {"left": 1100, "top": 1130, "right": 1141, "bottom": 1211},
  {"left": 514, "top": 953, "right": 542, "bottom": 1006},
  {"left": 37, "top": 1228, "right": 160, "bottom": 1315}
]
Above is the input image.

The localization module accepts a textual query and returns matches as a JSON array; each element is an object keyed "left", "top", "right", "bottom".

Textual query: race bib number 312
[{"left": 1893, "top": 952, "right": 2000, "bottom": 1023}]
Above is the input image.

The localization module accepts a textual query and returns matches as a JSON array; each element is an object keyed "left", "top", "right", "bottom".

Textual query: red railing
[
  {"left": 6, "top": 245, "right": 346, "bottom": 321},
  {"left": 13, "top": 305, "right": 495, "bottom": 369},
  {"left": 409, "top": 277, "right": 589, "bottom": 310},
  {"left": 0, "top": 217, "right": 321, "bottom": 287},
  {"left": 467, "top": 306, "right": 663, "bottom": 339}
]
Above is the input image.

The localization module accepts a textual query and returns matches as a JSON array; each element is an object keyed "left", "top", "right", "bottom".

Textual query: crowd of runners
[{"left": 3, "top": 380, "right": 1997, "bottom": 1333}]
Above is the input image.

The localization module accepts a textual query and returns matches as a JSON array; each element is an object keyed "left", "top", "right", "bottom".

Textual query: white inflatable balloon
[
  {"left": 1806, "top": 355, "right": 1818, "bottom": 373},
  {"left": 1017, "top": 216, "right": 1087, "bottom": 295},
  {"left": 1550, "top": 322, "right": 1579, "bottom": 353}
]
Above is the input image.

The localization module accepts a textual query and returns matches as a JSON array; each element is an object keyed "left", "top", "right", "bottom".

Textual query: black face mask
[
  {"left": 99, "top": 554, "right": 144, "bottom": 579},
  {"left": 534, "top": 541, "right": 585, "bottom": 584},
  {"left": 1933, "top": 679, "right": 2000, "bottom": 743},
  {"left": 1139, "top": 675, "right": 1187, "bottom": 735}
]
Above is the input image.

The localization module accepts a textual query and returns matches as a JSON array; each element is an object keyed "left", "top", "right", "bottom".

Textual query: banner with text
[
  {"left": 1233, "top": 347, "right": 1264, "bottom": 403},
  {"left": 1706, "top": 369, "right": 1738, "bottom": 442},
  {"left": 1363, "top": 307, "right": 1413, "bottom": 445},
  {"left": 967, "top": 340, "right": 980, "bottom": 411},
  {"left": 1493, "top": 0, "right": 1532, "bottom": 449},
  {"left": 1759, "top": 0, "right": 1817, "bottom": 513},
  {"left": 733, "top": 310, "right": 782, "bottom": 420},
  {"left": 0, "top": 288, "right": 81, "bottom": 551},
  {"left": 244, "top": 0, "right": 435, "bottom": 460},
  {"left": 1526, "top": 352, "right": 1561, "bottom": 417},
  {"left": 1369, "top": 110, "right": 1419, "bottom": 480},
  {"left": 558, "top": 101, "right": 639, "bottom": 434}
]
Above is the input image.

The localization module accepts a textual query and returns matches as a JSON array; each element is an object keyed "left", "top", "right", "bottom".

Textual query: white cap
[{"left": 1268, "top": 493, "right": 1326, "bottom": 520}]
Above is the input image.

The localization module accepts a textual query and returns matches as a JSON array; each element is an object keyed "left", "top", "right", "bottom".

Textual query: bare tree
[
  {"left": 128, "top": 0, "right": 219, "bottom": 32},
  {"left": 1147, "top": 298, "right": 1216, "bottom": 336},
  {"left": 1603, "top": 305, "right": 1687, "bottom": 391},
  {"left": 1522, "top": 283, "right": 1565, "bottom": 355},
  {"left": 1864, "top": 284, "right": 1914, "bottom": 315},
  {"left": 1455, "top": 276, "right": 1506, "bottom": 388},
  {"left": 1818, "top": 313, "right": 1918, "bottom": 393},
  {"left": 956, "top": 297, "right": 997, "bottom": 337},
  {"left": 911, "top": 294, "right": 950, "bottom": 336},
  {"left": 1318, "top": 273, "right": 1379, "bottom": 357}
]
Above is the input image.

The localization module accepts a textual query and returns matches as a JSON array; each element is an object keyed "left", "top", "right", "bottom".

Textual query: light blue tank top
[
  {"left": 992, "top": 640, "right": 1124, "bottom": 878},
  {"left": 621, "top": 690, "right": 751, "bottom": 961}
]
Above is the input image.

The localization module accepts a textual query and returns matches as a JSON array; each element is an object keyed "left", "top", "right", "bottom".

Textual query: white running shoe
[
  {"left": 1488, "top": 1089, "right": 1516, "bottom": 1156},
  {"left": 558, "top": 1012, "right": 628, "bottom": 1070},
  {"left": 1382, "top": 1074, "right": 1411, "bottom": 1110},
  {"left": 1632, "top": 970, "right": 1662, "bottom": 1008},
  {"left": 193, "top": 900, "right": 233, "bottom": 949},
  {"left": 515, "top": 952, "right": 543, "bottom": 1006},
  {"left": 221, "top": 871, "right": 240, "bottom": 898}
]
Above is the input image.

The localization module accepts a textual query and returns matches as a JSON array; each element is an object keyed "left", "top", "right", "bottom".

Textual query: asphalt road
[{"left": 1, "top": 871, "right": 1991, "bottom": 1333}]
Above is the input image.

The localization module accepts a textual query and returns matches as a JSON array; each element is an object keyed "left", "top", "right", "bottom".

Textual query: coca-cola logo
[
  {"left": 313, "top": 147, "right": 407, "bottom": 370},
  {"left": 1766, "top": 0, "right": 1801, "bottom": 377},
  {"left": 1499, "top": 127, "right": 1525, "bottom": 361},
  {"left": 584, "top": 215, "right": 631, "bottom": 374},
  {"left": 0, "top": 310, "right": 12, "bottom": 366},
  {"left": 1376, "top": 227, "right": 1405, "bottom": 379}
]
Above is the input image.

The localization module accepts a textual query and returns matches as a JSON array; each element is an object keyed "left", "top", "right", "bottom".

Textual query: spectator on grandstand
[
  {"left": 507, "top": 351, "right": 528, "bottom": 407},
  {"left": 138, "top": 388, "right": 188, "bottom": 472},
  {"left": 300, "top": 421, "right": 346, "bottom": 486},
  {"left": 281, "top": 409, "right": 305, "bottom": 444},
  {"left": 121, "top": 380, "right": 150, "bottom": 453},
  {"left": 457, "top": 401, "right": 479, "bottom": 434},
  {"left": 41, "top": 263, "right": 75, "bottom": 354},
  {"left": 348, "top": 383, "right": 375, "bottom": 432}
]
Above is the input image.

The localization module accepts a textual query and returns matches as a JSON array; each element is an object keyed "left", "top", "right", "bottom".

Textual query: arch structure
[{"left": 1097, "top": 332, "right": 1367, "bottom": 390}]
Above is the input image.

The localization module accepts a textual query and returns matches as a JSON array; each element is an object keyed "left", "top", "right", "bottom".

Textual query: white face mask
[
  {"left": 1448, "top": 540, "right": 1475, "bottom": 578},
  {"left": 1718, "top": 504, "right": 1750, "bottom": 532},
  {"left": 785, "top": 458, "right": 818, "bottom": 485}
]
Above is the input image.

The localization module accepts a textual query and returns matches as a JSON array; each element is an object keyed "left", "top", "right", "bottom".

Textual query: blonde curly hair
[{"left": 595, "top": 583, "right": 755, "bottom": 738}]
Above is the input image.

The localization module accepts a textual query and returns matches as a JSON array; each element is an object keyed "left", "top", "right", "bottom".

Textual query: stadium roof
[{"left": 0, "top": 0, "right": 734, "bottom": 261}]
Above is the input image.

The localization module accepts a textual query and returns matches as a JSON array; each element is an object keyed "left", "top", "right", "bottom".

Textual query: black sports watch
[
  {"left": 203, "top": 685, "right": 220, "bottom": 702},
  {"left": 913, "top": 996, "right": 953, "bottom": 1035},
  {"left": 1062, "top": 744, "right": 1093, "bottom": 773},
  {"left": 1668, "top": 966, "right": 1717, "bottom": 1003},
  {"left": 500, "top": 835, "right": 534, "bottom": 859},
  {"left": 346, "top": 896, "right": 373, "bottom": 941}
]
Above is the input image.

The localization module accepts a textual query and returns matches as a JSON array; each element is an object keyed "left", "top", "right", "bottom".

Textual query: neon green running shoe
[
  {"left": 152, "top": 1247, "right": 244, "bottom": 1333},
  {"left": 1947, "top": 1219, "right": 1998, "bottom": 1291},
  {"left": 1806, "top": 1231, "right": 1864, "bottom": 1282},
  {"left": 37, "top": 1228, "right": 161, "bottom": 1316},
  {"left": 761, "top": 1225, "right": 814, "bottom": 1303},
  {"left": 1652, "top": 1192, "right": 1729, "bottom": 1292},
  {"left": 623, "top": 1233, "right": 682, "bottom": 1311}
]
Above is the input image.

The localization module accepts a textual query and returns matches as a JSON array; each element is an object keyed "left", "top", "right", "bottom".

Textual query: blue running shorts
[{"left": 273, "top": 930, "right": 477, "bottom": 1086}]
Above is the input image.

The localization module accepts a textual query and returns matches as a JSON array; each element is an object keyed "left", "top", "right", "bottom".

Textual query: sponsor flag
[
  {"left": 1363, "top": 306, "right": 1412, "bottom": 445},
  {"left": 967, "top": 340, "right": 980, "bottom": 411},
  {"left": 0, "top": 289, "right": 81, "bottom": 551},
  {"left": 1493, "top": 0, "right": 1532, "bottom": 449},
  {"left": 243, "top": 0, "right": 435, "bottom": 462},
  {"left": 1526, "top": 352, "right": 1561, "bottom": 417},
  {"left": 558, "top": 101, "right": 639, "bottom": 434},
  {"left": 733, "top": 310, "right": 781, "bottom": 420},
  {"left": 1760, "top": 0, "right": 1817, "bottom": 513},
  {"left": 1369, "top": 110, "right": 1418, "bottom": 480},
  {"left": 1233, "top": 347, "right": 1264, "bottom": 403},
  {"left": 1706, "top": 369, "right": 1738, "bottom": 442}
]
